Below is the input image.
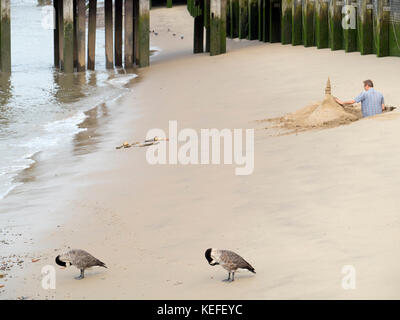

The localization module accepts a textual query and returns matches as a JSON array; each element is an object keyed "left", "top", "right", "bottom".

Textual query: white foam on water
[{"left": 106, "top": 74, "right": 138, "bottom": 87}]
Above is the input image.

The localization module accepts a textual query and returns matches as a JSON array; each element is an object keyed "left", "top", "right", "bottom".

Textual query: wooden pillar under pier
[
  {"left": 115, "top": 0, "right": 123, "bottom": 67},
  {"left": 53, "top": 0, "right": 60, "bottom": 68},
  {"left": 167, "top": 0, "right": 173, "bottom": 8},
  {"left": 210, "top": 0, "right": 227, "bottom": 55},
  {"left": 63, "top": 0, "right": 74, "bottom": 73},
  {"left": 0, "top": 0, "right": 11, "bottom": 72},
  {"left": 76, "top": 0, "right": 86, "bottom": 71},
  {"left": 315, "top": 0, "right": 329, "bottom": 49},
  {"left": 105, "top": 0, "right": 114, "bottom": 69},
  {"left": 359, "top": 0, "right": 373, "bottom": 55},
  {"left": 343, "top": 0, "right": 357, "bottom": 52},
  {"left": 269, "top": 0, "right": 281, "bottom": 43},
  {"left": 194, "top": 0, "right": 205, "bottom": 53},
  {"left": 205, "top": 0, "right": 211, "bottom": 52},
  {"left": 292, "top": 0, "right": 302, "bottom": 45},
  {"left": 230, "top": 0, "right": 239, "bottom": 38},
  {"left": 257, "top": 0, "right": 262, "bottom": 41},
  {"left": 374, "top": 0, "right": 390, "bottom": 57},
  {"left": 88, "top": 0, "right": 97, "bottom": 70},
  {"left": 302, "top": 0, "right": 315, "bottom": 47},
  {"left": 58, "top": 0, "right": 64, "bottom": 70},
  {"left": 248, "top": 0, "right": 258, "bottom": 40},
  {"left": 125, "top": 0, "right": 134, "bottom": 68},
  {"left": 261, "top": 0, "right": 269, "bottom": 42},
  {"left": 134, "top": 0, "right": 139, "bottom": 64},
  {"left": 73, "top": 0, "right": 78, "bottom": 70},
  {"left": 329, "top": 0, "right": 343, "bottom": 50},
  {"left": 281, "top": 0, "right": 292, "bottom": 44},
  {"left": 238, "top": 0, "right": 248, "bottom": 39},
  {"left": 137, "top": 0, "right": 150, "bottom": 67}
]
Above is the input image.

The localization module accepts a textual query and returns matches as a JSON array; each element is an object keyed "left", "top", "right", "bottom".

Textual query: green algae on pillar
[
  {"left": 374, "top": 0, "right": 389, "bottom": 57},
  {"left": 230, "top": 0, "right": 239, "bottom": 38},
  {"left": 329, "top": 0, "right": 343, "bottom": 50},
  {"left": 257, "top": 0, "right": 263, "bottom": 40},
  {"left": 0, "top": 0, "right": 10, "bottom": 72},
  {"left": 269, "top": 0, "right": 281, "bottom": 42},
  {"left": 262, "top": 0, "right": 270, "bottom": 41},
  {"left": 194, "top": 0, "right": 204, "bottom": 53},
  {"left": 343, "top": 0, "right": 357, "bottom": 52},
  {"left": 292, "top": 0, "right": 302, "bottom": 45},
  {"left": 138, "top": 0, "right": 150, "bottom": 67},
  {"left": 167, "top": 0, "right": 172, "bottom": 8},
  {"left": 87, "top": 0, "right": 97, "bottom": 70},
  {"left": 248, "top": 0, "right": 258, "bottom": 40},
  {"left": 238, "top": 0, "right": 249, "bottom": 39},
  {"left": 210, "top": 0, "right": 227, "bottom": 55},
  {"left": 358, "top": 0, "right": 373, "bottom": 55},
  {"left": 204, "top": 0, "right": 211, "bottom": 52},
  {"left": 315, "top": 0, "right": 329, "bottom": 48},
  {"left": 63, "top": 0, "right": 74, "bottom": 73},
  {"left": 281, "top": 0, "right": 292, "bottom": 44},
  {"left": 302, "top": 0, "right": 315, "bottom": 47}
]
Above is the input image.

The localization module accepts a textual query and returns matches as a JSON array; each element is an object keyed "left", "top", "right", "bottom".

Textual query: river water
[{"left": 0, "top": 0, "right": 137, "bottom": 200}]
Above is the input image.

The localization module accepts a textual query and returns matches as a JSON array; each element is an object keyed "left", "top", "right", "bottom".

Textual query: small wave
[{"left": 106, "top": 74, "right": 138, "bottom": 87}]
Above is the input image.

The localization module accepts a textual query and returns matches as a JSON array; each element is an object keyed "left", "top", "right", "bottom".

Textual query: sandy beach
[{"left": 2, "top": 5, "right": 400, "bottom": 299}]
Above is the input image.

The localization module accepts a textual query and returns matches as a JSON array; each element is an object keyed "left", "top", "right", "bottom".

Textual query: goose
[
  {"left": 55, "top": 249, "right": 107, "bottom": 280},
  {"left": 205, "top": 248, "right": 255, "bottom": 282}
]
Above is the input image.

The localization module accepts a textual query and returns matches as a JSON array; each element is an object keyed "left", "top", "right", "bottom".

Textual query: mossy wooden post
[
  {"left": 54, "top": 0, "right": 60, "bottom": 68},
  {"left": 205, "top": 0, "right": 211, "bottom": 51},
  {"left": 63, "top": 0, "right": 74, "bottom": 73},
  {"left": 292, "top": 0, "right": 302, "bottom": 45},
  {"left": 125, "top": 0, "right": 134, "bottom": 68},
  {"left": 76, "top": 0, "right": 86, "bottom": 71},
  {"left": 282, "top": 0, "right": 292, "bottom": 44},
  {"left": 227, "top": 0, "right": 231, "bottom": 37},
  {"left": 238, "top": 0, "right": 249, "bottom": 39},
  {"left": 210, "top": 0, "right": 227, "bottom": 55},
  {"left": 115, "top": 0, "right": 123, "bottom": 67},
  {"left": 248, "top": 0, "right": 258, "bottom": 39},
  {"left": 105, "top": 0, "right": 114, "bottom": 69},
  {"left": 230, "top": 0, "right": 239, "bottom": 38},
  {"left": 343, "top": 0, "right": 357, "bottom": 52},
  {"left": 315, "top": 0, "right": 329, "bottom": 48},
  {"left": 137, "top": 0, "right": 150, "bottom": 67},
  {"left": 0, "top": 0, "right": 11, "bottom": 72},
  {"left": 194, "top": 0, "right": 205, "bottom": 53},
  {"left": 73, "top": 0, "right": 78, "bottom": 69},
  {"left": 58, "top": 0, "right": 64, "bottom": 70},
  {"left": 270, "top": 0, "right": 281, "bottom": 42},
  {"left": 329, "top": 0, "right": 343, "bottom": 50},
  {"left": 374, "top": 0, "right": 389, "bottom": 57},
  {"left": 257, "top": 0, "right": 263, "bottom": 40},
  {"left": 167, "top": 0, "right": 172, "bottom": 8},
  {"left": 302, "top": 0, "right": 315, "bottom": 47},
  {"left": 87, "top": 0, "right": 97, "bottom": 70},
  {"left": 262, "top": 0, "right": 270, "bottom": 41},
  {"left": 358, "top": 0, "right": 373, "bottom": 55}
]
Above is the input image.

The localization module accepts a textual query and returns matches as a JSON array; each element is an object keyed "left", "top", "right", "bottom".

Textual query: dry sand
[{"left": 3, "top": 6, "right": 400, "bottom": 299}]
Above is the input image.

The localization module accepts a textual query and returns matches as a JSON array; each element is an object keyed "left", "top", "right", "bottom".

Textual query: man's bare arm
[
  {"left": 382, "top": 104, "right": 385, "bottom": 111},
  {"left": 335, "top": 98, "right": 356, "bottom": 105}
]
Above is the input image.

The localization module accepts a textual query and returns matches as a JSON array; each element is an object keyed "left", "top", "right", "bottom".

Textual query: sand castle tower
[{"left": 325, "top": 77, "right": 331, "bottom": 95}]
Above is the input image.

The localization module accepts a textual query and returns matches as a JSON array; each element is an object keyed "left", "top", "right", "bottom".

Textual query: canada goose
[
  {"left": 205, "top": 248, "right": 255, "bottom": 282},
  {"left": 55, "top": 249, "right": 107, "bottom": 280}
]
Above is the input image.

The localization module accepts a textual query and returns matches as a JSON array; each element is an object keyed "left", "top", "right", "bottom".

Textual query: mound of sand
[{"left": 265, "top": 78, "right": 362, "bottom": 134}]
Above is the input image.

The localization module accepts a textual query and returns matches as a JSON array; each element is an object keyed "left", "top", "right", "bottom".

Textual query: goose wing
[
  {"left": 221, "top": 250, "right": 255, "bottom": 273},
  {"left": 69, "top": 249, "right": 107, "bottom": 268}
]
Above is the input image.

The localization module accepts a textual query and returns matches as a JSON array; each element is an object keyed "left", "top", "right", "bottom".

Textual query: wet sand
[{"left": 3, "top": 5, "right": 400, "bottom": 299}]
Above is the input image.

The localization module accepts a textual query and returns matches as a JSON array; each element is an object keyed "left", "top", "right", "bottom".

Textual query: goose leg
[
  {"left": 231, "top": 272, "right": 235, "bottom": 282},
  {"left": 224, "top": 272, "right": 231, "bottom": 281},
  {"left": 75, "top": 269, "right": 85, "bottom": 280}
]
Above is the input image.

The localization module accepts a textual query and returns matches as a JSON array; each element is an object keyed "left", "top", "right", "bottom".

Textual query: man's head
[{"left": 363, "top": 80, "right": 374, "bottom": 91}]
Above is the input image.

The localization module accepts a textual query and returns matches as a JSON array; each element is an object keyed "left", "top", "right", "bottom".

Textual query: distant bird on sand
[
  {"left": 180, "top": 35, "right": 184, "bottom": 39},
  {"left": 205, "top": 248, "right": 255, "bottom": 282},
  {"left": 55, "top": 249, "right": 107, "bottom": 280}
]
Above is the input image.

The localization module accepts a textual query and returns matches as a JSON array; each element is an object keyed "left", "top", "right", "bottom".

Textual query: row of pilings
[
  {"left": 54, "top": 0, "right": 150, "bottom": 73},
  {"left": 225, "top": 0, "right": 400, "bottom": 58}
]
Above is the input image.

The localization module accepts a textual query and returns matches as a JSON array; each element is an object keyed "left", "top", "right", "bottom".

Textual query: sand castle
[{"left": 267, "top": 78, "right": 361, "bottom": 133}]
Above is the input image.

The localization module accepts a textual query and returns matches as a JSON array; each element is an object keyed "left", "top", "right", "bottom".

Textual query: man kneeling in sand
[{"left": 335, "top": 80, "right": 385, "bottom": 118}]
